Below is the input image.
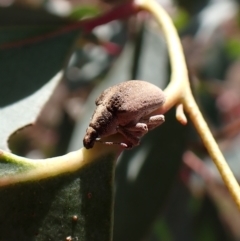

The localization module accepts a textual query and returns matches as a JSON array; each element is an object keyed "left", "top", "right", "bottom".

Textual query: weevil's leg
[
  {"left": 141, "top": 115, "right": 165, "bottom": 130},
  {"left": 95, "top": 138, "right": 128, "bottom": 148},
  {"left": 125, "top": 123, "right": 148, "bottom": 134},
  {"left": 117, "top": 126, "right": 140, "bottom": 147}
]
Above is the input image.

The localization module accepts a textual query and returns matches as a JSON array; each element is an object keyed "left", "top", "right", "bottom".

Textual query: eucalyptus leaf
[
  {"left": 0, "top": 152, "right": 116, "bottom": 241},
  {"left": 0, "top": 5, "right": 122, "bottom": 241},
  {"left": 0, "top": 5, "right": 81, "bottom": 151}
]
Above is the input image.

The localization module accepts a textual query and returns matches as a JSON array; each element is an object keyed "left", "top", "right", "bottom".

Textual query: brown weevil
[{"left": 83, "top": 80, "right": 166, "bottom": 149}]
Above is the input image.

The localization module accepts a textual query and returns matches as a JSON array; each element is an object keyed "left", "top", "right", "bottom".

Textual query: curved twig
[
  {"left": 0, "top": 141, "right": 122, "bottom": 187},
  {"left": 135, "top": 0, "right": 240, "bottom": 209}
]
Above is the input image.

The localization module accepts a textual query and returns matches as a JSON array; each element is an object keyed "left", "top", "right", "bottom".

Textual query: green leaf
[
  {"left": 0, "top": 4, "right": 122, "bottom": 241},
  {"left": 0, "top": 5, "right": 80, "bottom": 151},
  {"left": 0, "top": 152, "right": 116, "bottom": 241}
]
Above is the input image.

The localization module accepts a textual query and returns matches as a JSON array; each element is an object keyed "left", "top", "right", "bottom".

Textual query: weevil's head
[{"left": 83, "top": 126, "right": 98, "bottom": 149}]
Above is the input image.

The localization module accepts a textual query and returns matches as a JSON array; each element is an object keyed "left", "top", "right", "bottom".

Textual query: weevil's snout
[{"left": 83, "top": 127, "right": 98, "bottom": 149}]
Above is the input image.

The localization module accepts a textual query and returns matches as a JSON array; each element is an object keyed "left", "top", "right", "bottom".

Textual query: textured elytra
[
  {"left": 83, "top": 80, "right": 166, "bottom": 149},
  {"left": 99, "top": 81, "right": 164, "bottom": 114}
]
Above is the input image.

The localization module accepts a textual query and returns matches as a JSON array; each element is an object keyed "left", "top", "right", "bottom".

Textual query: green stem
[
  {"left": 136, "top": 0, "right": 240, "bottom": 210},
  {"left": 0, "top": 142, "right": 121, "bottom": 187}
]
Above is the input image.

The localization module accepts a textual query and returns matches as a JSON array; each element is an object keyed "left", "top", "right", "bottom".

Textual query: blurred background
[{"left": 2, "top": 0, "right": 240, "bottom": 240}]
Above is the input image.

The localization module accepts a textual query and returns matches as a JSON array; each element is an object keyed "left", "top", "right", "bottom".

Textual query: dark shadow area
[{"left": 113, "top": 109, "right": 188, "bottom": 241}]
